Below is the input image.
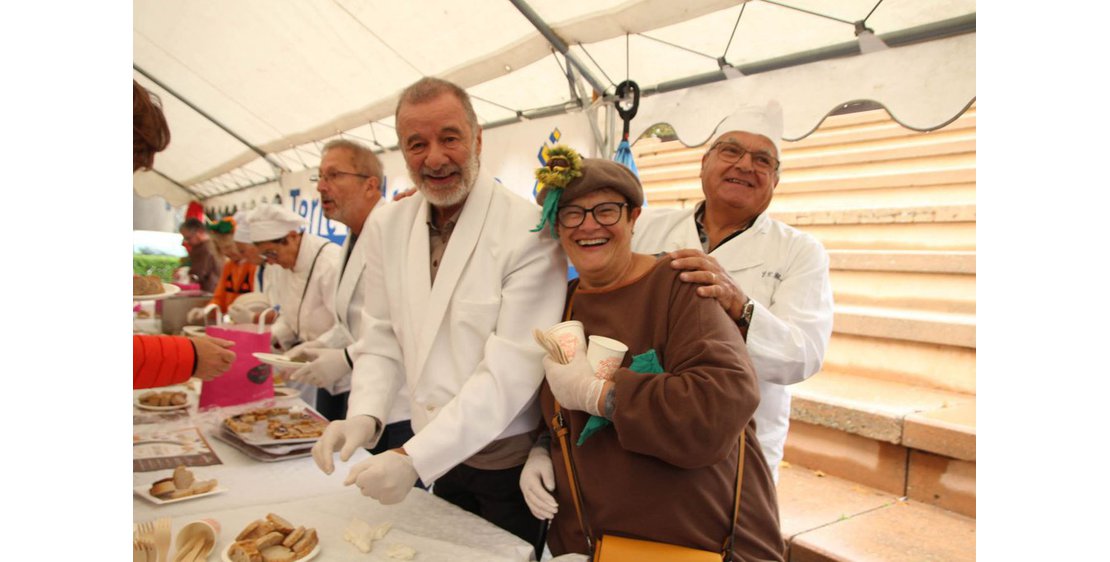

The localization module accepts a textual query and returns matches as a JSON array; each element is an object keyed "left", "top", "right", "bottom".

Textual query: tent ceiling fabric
[{"left": 133, "top": 0, "right": 975, "bottom": 204}]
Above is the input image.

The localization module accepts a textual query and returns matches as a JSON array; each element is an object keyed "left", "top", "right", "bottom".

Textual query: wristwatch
[{"left": 738, "top": 297, "right": 755, "bottom": 329}]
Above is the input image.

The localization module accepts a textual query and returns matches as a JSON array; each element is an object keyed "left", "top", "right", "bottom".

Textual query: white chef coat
[
  {"left": 346, "top": 172, "right": 566, "bottom": 484},
  {"left": 632, "top": 206, "right": 834, "bottom": 480},
  {"left": 267, "top": 233, "right": 342, "bottom": 350}
]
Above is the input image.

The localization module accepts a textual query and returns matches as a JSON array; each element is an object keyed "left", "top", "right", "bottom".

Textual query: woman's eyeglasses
[{"left": 556, "top": 202, "right": 629, "bottom": 228}]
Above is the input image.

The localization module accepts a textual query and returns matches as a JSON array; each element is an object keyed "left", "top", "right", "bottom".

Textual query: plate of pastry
[
  {"left": 134, "top": 466, "right": 224, "bottom": 505},
  {"left": 134, "top": 275, "right": 182, "bottom": 301},
  {"left": 135, "top": 389, "right": 190, "bottom": 411}
]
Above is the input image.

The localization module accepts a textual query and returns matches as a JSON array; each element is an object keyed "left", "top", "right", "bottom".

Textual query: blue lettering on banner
[{"left": 290, "top": 187, "right": 346, "bottom": 245}]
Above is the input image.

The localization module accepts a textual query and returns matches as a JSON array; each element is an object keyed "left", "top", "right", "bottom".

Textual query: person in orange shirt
[{"left": 188, "top": 214, "right": 259, "bottom": 324}]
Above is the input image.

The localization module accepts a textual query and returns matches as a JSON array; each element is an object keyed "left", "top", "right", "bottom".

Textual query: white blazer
[
  {"left": 308, "top": 204, "right": 411, "bottom": 424},
  {"left": 632, "top": 206, "right": 834, "bottom": 477},
  {"left": 347, "top": 172, "right": 566, "bottom": 484}
]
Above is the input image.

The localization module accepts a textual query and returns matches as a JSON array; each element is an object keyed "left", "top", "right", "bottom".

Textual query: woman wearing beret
[{"left": 520, "top": 146, "right": 784, "bottom": 561}]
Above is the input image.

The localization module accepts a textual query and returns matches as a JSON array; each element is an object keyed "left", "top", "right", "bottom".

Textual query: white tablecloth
[{"left": 134, "top": 389, "right": 535, "bottom": 561}]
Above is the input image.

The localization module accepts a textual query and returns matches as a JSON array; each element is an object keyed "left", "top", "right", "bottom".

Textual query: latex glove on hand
[
  {"left": 189, "top": 335, "right": 236, "bottom": 381},
  {"left": 312, "top": 416, "right": 381, "bottom": 475},
  {"left": 288, "top": 348, "right": 350, "bottom": 388},
  {"left": 344, "top": 450, "right": 419, "bottom": 505},
  {"left": 543, "top": 352, "right": 605, "bottom": 416},
  {"left": 284, "top": 339, "right": 326, "bottom": 360},
  {"left": 520, "top": 445, "right": 558, "bottom": 520}
]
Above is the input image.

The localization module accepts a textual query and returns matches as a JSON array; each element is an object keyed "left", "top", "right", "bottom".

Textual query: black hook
[{"left": 615, "top": 80, "right": 640, "bottom": 141}]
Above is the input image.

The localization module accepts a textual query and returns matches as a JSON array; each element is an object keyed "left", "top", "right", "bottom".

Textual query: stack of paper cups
[
  {"left": 587, "top": 335, "right": 628, "bottom": 380},
  {"left": 545, "top": 321, "right": 586, "bottom": 362}
]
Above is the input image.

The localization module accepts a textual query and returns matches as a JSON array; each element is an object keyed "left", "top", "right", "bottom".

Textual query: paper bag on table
[{"left": 198, "top": 323, "right": 274, "bottom": 409}]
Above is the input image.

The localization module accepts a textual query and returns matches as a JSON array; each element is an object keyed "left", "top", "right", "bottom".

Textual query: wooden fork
[
  {"left": 133, "top": 538, "right": 155, "bottom": 562},
  {"left": 154, "top": 517, "right": 172, "bottom": 562},
  {"left": 134, "top": 520, "right": 154, "bottom": 540}
]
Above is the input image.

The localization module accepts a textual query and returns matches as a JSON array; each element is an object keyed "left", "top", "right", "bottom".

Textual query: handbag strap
[{"left": 553, "top": 284, "right": 746, "bottom": 559}]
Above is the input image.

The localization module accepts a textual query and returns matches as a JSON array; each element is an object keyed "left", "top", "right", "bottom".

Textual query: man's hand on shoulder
[{"left": 668, "top": 249, "right": 749, "bottom": 322}]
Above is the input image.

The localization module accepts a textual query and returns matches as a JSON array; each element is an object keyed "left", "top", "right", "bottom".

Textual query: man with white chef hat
[
  {"left": 629, "top": 100, "right": 834, "bottom": 481},
  {"left": 247, "top": 204, "right": 342, "bottom": 354}
]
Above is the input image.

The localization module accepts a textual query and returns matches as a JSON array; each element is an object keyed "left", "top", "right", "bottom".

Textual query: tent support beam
[
  {"left": 508, "top": 0, "right": 609, "bottom": 95},
  {"left": 134, "top": 65, "right": 289, "bottom": 174}
]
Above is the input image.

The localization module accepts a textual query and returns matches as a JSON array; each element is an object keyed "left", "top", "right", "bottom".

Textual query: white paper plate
[
  {"left": 253, "top": 352, "right": 307, "bottom": 370},
  {"left": 222, "top": 540, "right": 319, "bottom": 562},
  {"left": 134, "top": 483, "right": 225, "bottom": 505},
  {"left": 273, "top": 386, "right": 300, "bottom": 398},
  {"left": 134, "top": 283, "right": 182, "bottom": 301},
  {"left": 135, "top": 391, "right": 191, "bottom": 411}
]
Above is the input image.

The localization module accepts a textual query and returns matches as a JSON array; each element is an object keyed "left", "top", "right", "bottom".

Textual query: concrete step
[
  {"left": 831, "top": 270, "right": 975, "bottom": 314},
  {"left": 822, "top": 334, "right": 975, "bottom": 394},
  {"left": 796, "top": 221, "right": 976, "bottom": 252},
  {"left": 789, "top": 371, "right": 975, "bottom": 452},
  {"left": 778, "top": 464, "right": 975, "bottom": 562},
  {"left": 782, "top": 421, "right": 976, "bottom": 518},
  {"left": 771, "top": 183, "right": 976, "bottom": 214},
  {"left": 827, "top": 249, "right": 975, "bottom": 274},
  {"left": 834, "top": 304, "right": 976, "bottom": 348}
]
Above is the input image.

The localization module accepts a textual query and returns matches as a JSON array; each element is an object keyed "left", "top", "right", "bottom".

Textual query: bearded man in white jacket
[
  {"left": 630, "top": 102, "right": 834, "bottom": 482},
  {"left": 312, "top": 77, "right": 565, "bottom": 546}
]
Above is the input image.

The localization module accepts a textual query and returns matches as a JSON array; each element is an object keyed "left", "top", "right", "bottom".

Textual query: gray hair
[
  {"left": 321, "top": 138, "right": 384, "bottom": 182},
  {"left": 395, "top": 77, "right": 479, "bottom": 139}
]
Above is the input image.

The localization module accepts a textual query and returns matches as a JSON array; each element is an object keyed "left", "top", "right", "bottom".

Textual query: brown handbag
[{"left": 551, "top": 400, "right": 746, "bottom": 562}]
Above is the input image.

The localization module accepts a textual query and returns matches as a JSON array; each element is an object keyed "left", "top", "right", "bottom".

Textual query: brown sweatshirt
[{"left": 541, "top": 256, "right": 785, "bottom": 562}]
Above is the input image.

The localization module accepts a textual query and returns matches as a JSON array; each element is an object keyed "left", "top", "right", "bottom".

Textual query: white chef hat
[
  {"left": 232, "top": 211, "right": 252, "bottom": 243},
  {"left": 248, "top": 205, "right": 305, "bottom": 243},
  {"left": 714, "top": 100, "right": 784, "bottom": 156}
]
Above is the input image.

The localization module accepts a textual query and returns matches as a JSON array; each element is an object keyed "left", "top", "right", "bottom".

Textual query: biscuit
[
  {"left": 282, "top": 527, "right": 305, "bottom": 548},
  {"left": 260, "top": 545, "right": 295, "bottom": 562},
  {"left": 149, "top": 478, "right": 175, "bottom": 498},
  {"left": 292, "top": 528, "right": 317, "bottom": 555},
  {"left": 254, "top": 531, "right": 285, "bottom": 550},
  {"left": 173, "top": 466, "right": 194, "bottom": 490},
  {"left": 266, "top": 513, "right": 295, "bottom": 534}
]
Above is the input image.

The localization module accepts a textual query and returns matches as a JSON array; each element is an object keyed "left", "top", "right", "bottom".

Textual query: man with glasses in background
[
  {"left": 249, "top": 204, "right": 342, "bottom": 406},
  {"left": 631, "top": 101, "right": 834, "bottom": 482},
  {"left": 279, "top": 140, "right": 414, "bottom": 453}
]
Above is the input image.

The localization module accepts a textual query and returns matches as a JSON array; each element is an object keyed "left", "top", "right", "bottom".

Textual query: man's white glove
[
  {"left": 344, "top": 450, "right": 420, "bottom": 505},
  {"left": 284, "top": 339, "right": 326, "bottom": 359},
  {"left": 312, "top": 416, "right": 381, "bottom": 475},
  {"left": 520, "top": 445, "right": 558, "bottom": 520},
  {"left": 543, "top": 352, "right": 605, "bottom": 416},
  {"left": 288, "top": 348, "right": 350, "bottom": 388}
]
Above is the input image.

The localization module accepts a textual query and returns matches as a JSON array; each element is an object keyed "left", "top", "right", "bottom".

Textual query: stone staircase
[{"left": 634, "top": 104, "right": 977, "bottom": 561}]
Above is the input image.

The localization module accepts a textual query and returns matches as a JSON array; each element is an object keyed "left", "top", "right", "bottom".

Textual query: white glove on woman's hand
[
  {"left": 312, "top": 416, "right": 380, "bottom": 474},
  {"left": 543, "top": 352, "right": 605, "bottom": 416},
  {"left": 288, "top": 348, "right": 350, "bottom": 388},
  {"left": 520, "top": 445, "right": 558, "bottom": 520},
  {"left": 344, "top": 450, "right": 419, "bottom": 505}
]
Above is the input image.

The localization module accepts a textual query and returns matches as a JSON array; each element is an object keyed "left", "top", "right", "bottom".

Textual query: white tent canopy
[{"left": 133, "top": 0, "right": 975, "bottom": 208}]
